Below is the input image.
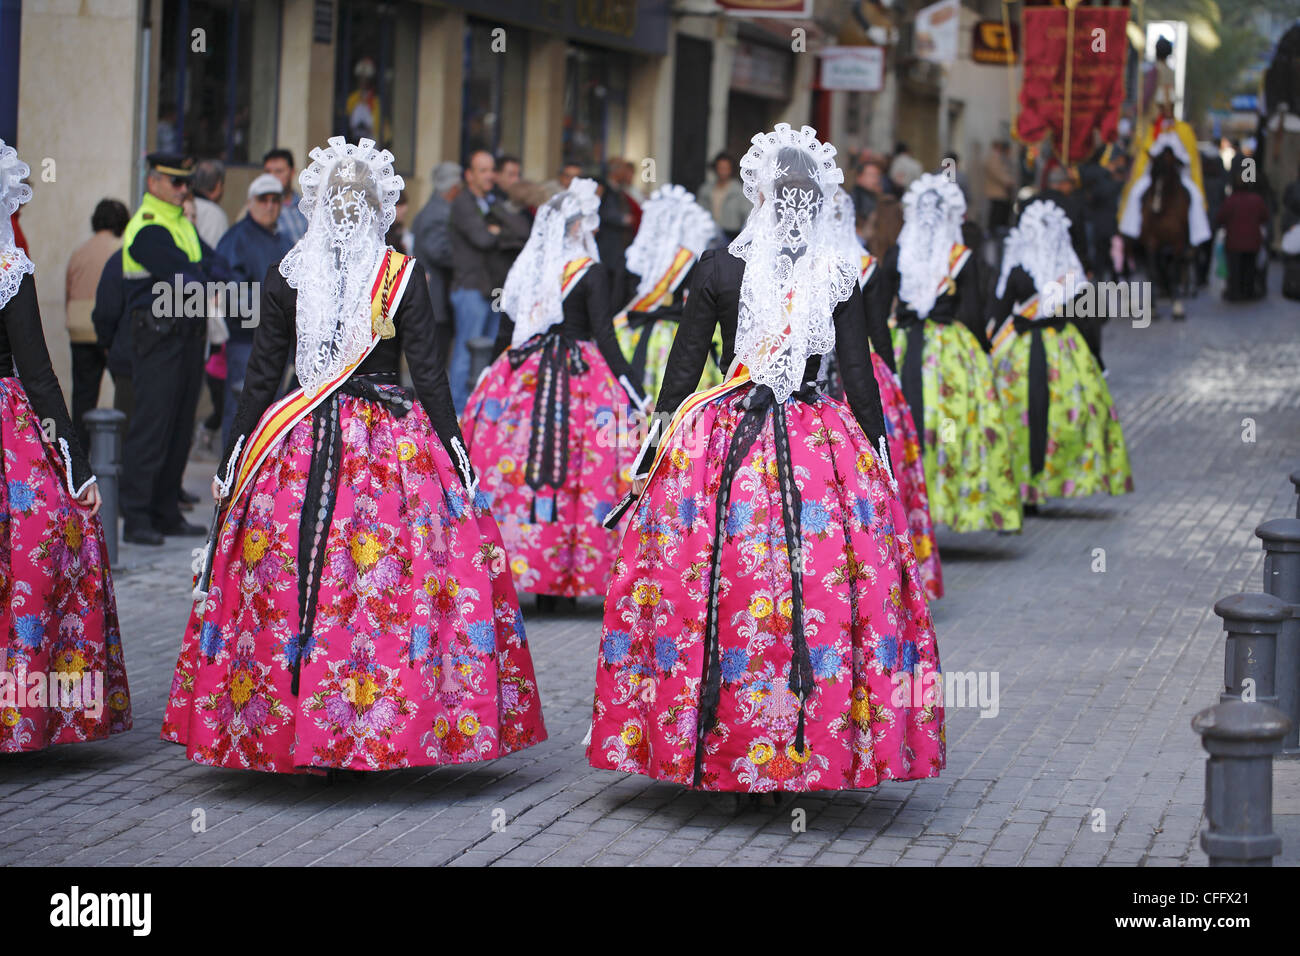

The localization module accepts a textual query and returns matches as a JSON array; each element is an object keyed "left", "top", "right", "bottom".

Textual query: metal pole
[
  {"left": 1257, "top": 518, "right": 1300, "bottom": 757},
  {"left": 1290, "top": 468, "right": 1300, "bottom": 518},
  {"left": 84, "top": 408, "right": 126, "bottom": 566},
  {"left": 1214, "top": 591, "right": 1289, "bottom": 710},
  {"left": 1192, "top": 699, "right": 1290, "bottom": 866}
]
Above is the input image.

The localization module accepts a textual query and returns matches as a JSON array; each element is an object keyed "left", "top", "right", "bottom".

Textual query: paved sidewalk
[{"left": 1, "top": 272, "right": 1297, "bottom": 867}]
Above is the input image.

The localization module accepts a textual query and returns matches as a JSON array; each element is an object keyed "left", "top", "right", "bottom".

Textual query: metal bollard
[
  {"left": 1192, "top": 699, "right": 1290, "bottom": 866},
  {"left": 1257, "top": 518, "right": 1300, "bottom": 757},
  {"left": 467, "top": 335, "right": 496, "bottom": 388},
  {"left": 1215, "top": 591, "right": 1289, "bottom": 712},
  {"left": 1291, "top": 469, "right": 1300, "bottom": 518},
  {"left": 84, "top": 408, "right": 125, "bottom": 566}
]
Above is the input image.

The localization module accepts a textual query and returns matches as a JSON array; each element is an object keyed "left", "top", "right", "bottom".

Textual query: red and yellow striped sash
[
  {"left": 612, "top": 246, "right": 695, "bottom": 328},
  {"left": 562, "top": 257, "right": 594, "bottom": 298},
  {"left": 642, "top": 364, "right": 752, "bottom": 486}
]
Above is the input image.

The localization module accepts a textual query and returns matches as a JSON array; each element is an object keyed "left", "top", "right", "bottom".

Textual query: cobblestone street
[{"left": 2, "top": 274, "right": 1297, "bottom": 868}]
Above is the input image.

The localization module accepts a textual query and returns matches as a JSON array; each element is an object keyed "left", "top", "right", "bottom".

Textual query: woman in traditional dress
[
  {"left": 461, "top": 178, "right": 647, "bottom": 605},
  {"left": 989, "top": 199, "right": 1133, "bottom": 508},
  {"left": 873, "top": 174, "right": 1022, "bottom": 534},
  {"left": 588, "top": 124, "right": 944, "bottom": 795},
  {"left": 162, "top": 137, "right": 545, "bottom": 773},
  {"left": 0, "top": 140, "right": 131, "bottom": 752},
  {"left": 822, "top": 188, "right": 943, "bottom": 600},
  {"left": 612, "top": 184, "right": 722, "bottom": 403}
]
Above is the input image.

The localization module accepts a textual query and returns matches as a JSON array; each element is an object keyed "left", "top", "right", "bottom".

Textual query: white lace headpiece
[
  {"left": 897, "top": 172, "right": 966, "bottom": 319},
  {"left": 0, "top": 140, "right": 35, "bottom": 310},
  {"left": 727, "top": 124, "right": 856, "bottom": 403},
  {"left": 279, "top": 136, "right": 404, "bottom": 397},
  {"left": 996, "top": 199, "right": 1085, "bottom": 301},
  {"left": 829, "top": 186, "right": 866, "bottom": 255},
  {"left": 501, "top": 176, "right": 600, "bottom": 348},
  {"left": 624, "top": 184, "right": 716, "bottom": 301}
]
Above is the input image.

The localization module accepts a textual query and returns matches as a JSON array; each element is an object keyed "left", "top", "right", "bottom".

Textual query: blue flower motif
[
  {"left": 199, "top": 621, "right": 224, "bottom": 658},
  {"left": 593, "top": 500, "right": 613, "bottom": 524},
  {"left": 654, "top": 636, "right": 679, "bottom": 673},
  {"left": 854, "top": 497, "right": 876, "bottom": 529},
  {"left": 468, "top": 620, "right": 497, "bottom": 655},
  {"left": 411, "top": 624, "right": 432, "bottom": 659},
  {"left": 8, "top": 481, "right": 35, "bottom": 512},
  {"left": 678, "top": 496, "right": 699, "bottom": 532},
  {"left": 809, "top": 644, "right": 842, "bottom": 679},
  {"left": 14, "top": 614, "right": 43, "bottom": 649},
  {"left": 720, "top": 646, "right": 748, "bottom": 683},
  {"left": 725, "top": 500, "right": 754, "bottom": 536},
  {"left": 482, "top": 398, "right": 504, "bottom": 422},
  {"left": 444, "top": 486, "right": 468, "bottom": 520},
  {"left": 899, "top": 640, "right": 921, "bottom": 673},
  {"left": 873, "top": 632, "right": 899, "bottom": 669},
  {"left": 514, "top": 608, "right": 527, "bottom": 644},
  {"left": 801, "top": 500, "right": 830, "bottom": 535},
  {"left": 602, "top": 630, "right": 632, "bottom": 665}
]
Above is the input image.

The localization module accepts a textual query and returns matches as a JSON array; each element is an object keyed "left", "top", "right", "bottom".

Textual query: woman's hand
[
  {"left": 76, "top": 484, "right": 102, "bottom": 517},
  {"left": 632, "top": 476, "right": 647, "bottom": 496},
  {"left": 212, "top": 478, "right": 224, "bottom": 503}
]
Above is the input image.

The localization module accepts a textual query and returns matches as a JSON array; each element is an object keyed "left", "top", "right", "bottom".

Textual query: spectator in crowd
[
  {"left": 92, "top": 247, "right": 130, "bottom": 420},
  {"left": 1079, "top": 146, "right": 1123, "bottom": 280},
  {"left": 867, "top": 195, "right": 904, "bottom": 260},
  {"left": 1280, "top": 159, "right": 1300, "bottom": 235},
  {"left": 65, "top": 198, "right": 128, "bottom": 449},
  {"left": 263, "top": 147, "right": 308, "bottom": 245},
  {"left": 119, "top": 152, "right": 230, "bottom": 544},
  {"left": 598, "top": 158, "right": 640, "bottom": 306},
  {"left": 497, "top": 155, "right": 522, "bottom": 195},
  {"left": 190, "top": 159, "right": 228, "bottom": 248},
  {"left": 705, "top": 152, "right": 749, "bottom": 242},
  {"left": 1039, "top": 164, "right": 1089, "bottom": 266},
  {"left": 888, "top": 141, "right": 923, "bottom": 194},
  {"left": 413, "top": 161, "right": 462, "bottom": 367},
  {"left": 385, "top": 190, "right": 412, "bottom": 254},
  {"left": 542, "top": 161, "right": 584, "bottom": 198},
  {"left": 1215, "top": 169, "right": 1271, "bottom": 302},
  {"left": 852, "top": 158, "right": 884, "bottom": 223},
  {"left": 448, "top": 148, "right": 530, "bottom": 409},
  {"left": 1198, "top": 147, "right": 1228, "bottom": 287},
  {"left": 214, "top": 173, "right": 291, "bottom": 448},
  {"left": 983, "top": 139, "right": 1017, "bottom": 232}
]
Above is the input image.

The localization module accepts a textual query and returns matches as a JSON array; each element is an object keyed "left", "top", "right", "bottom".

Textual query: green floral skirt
[
  {"left": 616, "top": 316, "right": 724, "bottom": 407},
  {"left": 992, "top": 322, "right": 1133, "bottom": 504},
  {"left": 893, "top": 321, "right": 1023, "bottom": 534}
]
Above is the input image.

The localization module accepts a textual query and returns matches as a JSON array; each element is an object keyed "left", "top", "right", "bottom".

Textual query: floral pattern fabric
[
  {"left": 993, "top": 322, "right": 1134, "bottom": 504},
  {"left": 892, "top": 322, "right": 1023, "bottom": 534},
  {"left": 461, "top": 340, "right": 635, "bottom": 597},
  {"left": 0, "top": 378, "right": 130, "bottom": 751},
  {"left": 162, "top": 392, "right": 546, "bottom": 773},
  {"left": 588, "top": 384, "right": 945, "bottom": 792}
]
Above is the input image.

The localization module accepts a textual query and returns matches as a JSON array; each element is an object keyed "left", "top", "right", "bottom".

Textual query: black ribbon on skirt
[
  {"left": 290, "top": 372, "right": 414, "bottom": 695},
  {"left": 508, "top": 329, "right": 589, "bottom": 506},
  {"left": 899, "top": 319, "right": 928, "bottom": 453},
  {"left": 693, "top": 381, "right": 821, "bottom": 788},
  {"left": 1012, "top": 316, "right": 1069, "bottom": 479}
]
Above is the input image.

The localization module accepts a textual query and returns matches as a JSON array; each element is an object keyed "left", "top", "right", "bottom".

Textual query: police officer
[{"left": 119, "top": 153, "right": 229, "bottom": 545}]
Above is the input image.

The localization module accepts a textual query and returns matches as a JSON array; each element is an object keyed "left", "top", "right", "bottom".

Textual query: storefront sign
[
  {"left": 434, "top": 0, "right": 669, "bottom": 56},
  {"left": 972, "top": 19, "right": 1017, "bottom": 65},
  {"left": 820, "top": 46, "right": 884, "bottom": 92},
  {"left": 1016, "top": 5, "right": 1130, "bottom": 163},
  {"left": 717, "top": 0, "right": 811, "bottom": 16},
  {"left": 731, "top": 40, "right": 793, "bottom": 100},
  {"left": 915, "top": 0, "right": 960, "bottom": 65}
]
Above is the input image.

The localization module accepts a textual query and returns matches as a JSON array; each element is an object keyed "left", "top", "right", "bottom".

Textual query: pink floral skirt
[
  {"left": 461, "top": 338, "right": 635, "bottom": 597},
  {"left": 162, "top": 388, "right": 547, "bottom": 773},
  {"left": 0, "top": 378, "right": 131, "bottom": 752},
  {"left": 588, "top": 383, "right": 945, "bottom": 793},
  {"left": 873, "top": 353, "right": 943, "bottom": 600}
]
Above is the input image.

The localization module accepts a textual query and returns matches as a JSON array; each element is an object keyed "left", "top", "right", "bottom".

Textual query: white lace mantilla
[
  {"left": 897, "top": 172, "right": 966, "bottom": 319},
  {"left": 0, "top": 141, "right": 34, "bottom": 310}
]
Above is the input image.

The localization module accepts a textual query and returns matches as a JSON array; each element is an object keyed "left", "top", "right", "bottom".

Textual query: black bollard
[
  {"left": 1291, "top": 469, "right": 1300, "bottom": 519},
  {"left": 1257, "top": 518, "right": 1300, "bottom": 757},
  {"left": 84, "top": 408, "right": 125, "bottom": 566},
  {"left": 1192, "top": 699, "right": 1290, "bottom": 866},
  {"left": 467, "top": 335, "right": 496, "bottom": 389},
  {"left": 1215, "top": 592, "right": 1289, "bottom": 712}
]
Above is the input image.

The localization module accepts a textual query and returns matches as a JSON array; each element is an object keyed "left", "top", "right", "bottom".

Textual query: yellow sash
[
  {"left": 612, "top": 246, "right": 695, "bottom": 328},
  {"left": 219, "top": 249, "right": 414, "bottom": 530},
  {"left": 562, "top": 257, "right": 594, "bottom": 298},
  {"left": 860, "top": 253, "right": 877, "bottom": 287}
]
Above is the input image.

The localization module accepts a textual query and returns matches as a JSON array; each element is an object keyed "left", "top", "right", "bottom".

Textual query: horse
[{"left": 1138, "top": 146, "right": 1193, "bottom": 318}]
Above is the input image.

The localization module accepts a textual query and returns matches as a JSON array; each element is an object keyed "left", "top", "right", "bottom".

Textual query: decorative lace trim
[
  {"left": 451, "top": 436, "right": 478, "bottom": 496},
  {"left": 995, "top": 199, "right": 1084, "bottom": 300},
  {"left": 618, "top": 374, "right": 649, "bottom": 413},
  {"left": 897, "top": 173, "right": 966, "bottom": 319},
  {"left": 58, "top": 437, "right": 97, "bottom": 499},
  {"left": 877, "top": 434, "right": 898, "bottom": 496},
  {"left": 624, "top": 184, "right": 715, "bottom": 301},
  {"left": 213, "top": 434, "right": 244, "bottom": 499}
]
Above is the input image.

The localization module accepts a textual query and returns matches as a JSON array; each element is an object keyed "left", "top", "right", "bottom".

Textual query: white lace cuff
[
  {"left": 213, "top": 434, "right": 245, "bottom": 500},
  {"left": 618, "top": 374, "right": 649, "bottom": 413},
  {"left": 58, "top": 437, "right": 97, "bottom": 499},
  {"left": 451, "top": 436, "right": 479, "bottom": 497},
  {"left": 877, "top": 434, "right": 898, "bottom": 496}
]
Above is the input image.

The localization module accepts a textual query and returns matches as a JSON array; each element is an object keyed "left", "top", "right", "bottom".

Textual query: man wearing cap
[
  {"left": 119, "top": 152, "right": 231, "bottom": 545},
  {"left": 412, "top": 161, "right": 461, "bottom": 366},
  {"left": 214, "top": 173, "right": 291, "bottom": 448}
]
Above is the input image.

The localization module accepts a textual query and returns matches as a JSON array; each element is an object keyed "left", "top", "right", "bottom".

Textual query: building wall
[{"left": 18, "top": 0, "right": 143, "bottom": 394}]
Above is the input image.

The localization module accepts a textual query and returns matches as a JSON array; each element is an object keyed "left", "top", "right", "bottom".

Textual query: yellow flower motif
[
  {"left": 749, "top": 742, "right": 774, "bottom": 765},
  {"left": 670, "top": 447, "right": 690, "bottom": 470},
  {"left": 620, "top": 724, "right": 642, "bottom": 747},
  {"left": 633, "top": 582, "right": 662, "bottom": 607},
  {"left": 850, "top": 688, "right": 871, "bottom": 723},
  {"left": 458, "top": 714, "right": 481, "bottom": 736},
  {"left": 511, "top": 556, "right": 529, "bottom": 576},
  {"left": 747, "top": 685, "right": 770, "bottom": 704},
  {"left": 425, "top": 576, "right": 441, "bottom": 597},
  {"left": 350, "top": 531, "right": 383, "bottom": 571},
  {"left": 108, "top": 691, "right": 129, "bottom": 712},
  {"left": 787, "top": 743, "right": 811, "bottom": 764},
  {"left": 352, "top": 674, "right": 379, "bottom": 710},
  {"left": 1, "top": 708, "right": 19, "bottom": 727},
  {"left": 433, "top": 716, "right": 449, "bottom": 739},
  {"left": 749, "top": 595, "right": 773, "bottom": 619},
  {"left": 913, "top": 534, "right": 932, "bottom": 560},
  {"left": 242, "top": 529, "right": 270, "bottom": 566},
  {"left": 499, "top": 458, "right": 516, "bottom": 474},
  {"left": 397, "top": 440, "right": 417, "bottom": 461},
  {"left": 778, "top": 596, "right": 793, "bottom": 618},
  {"left": 856, "top": 451, "right": 873, "bottom": 474},
  {"left": 229, "top": 669, "right": 255, "bottom": 708},
  {"left": 445, "top": 578, "right": 460, "bottom": 598},
  {"left": 52, "top": 650, "right": 87, "bottom": 675},
  {"left": 63, "top": 519, "right": 83, "bottom": 552}
]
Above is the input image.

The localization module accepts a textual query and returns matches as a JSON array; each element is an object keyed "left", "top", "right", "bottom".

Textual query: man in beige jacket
[{"left": 65, "top": 199, "right": 128, "bottom": 448}]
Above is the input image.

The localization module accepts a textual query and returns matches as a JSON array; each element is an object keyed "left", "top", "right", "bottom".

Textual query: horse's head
[{"left": 1152, "top": 146, "right": 1183, "bottom": 183}]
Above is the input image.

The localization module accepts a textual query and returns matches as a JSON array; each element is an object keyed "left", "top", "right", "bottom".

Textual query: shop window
[
  {"left": 156, "top": 0, "right": 281, "bottom": 165},
  {"left": 563, "top": 43, "right": 629, "bottom": 174},
  {"left": 333, "top": 0, "right": 419, "bottom": 173},
  {"left": 462, "top": 19, "right": 527, "bottom": 163}
]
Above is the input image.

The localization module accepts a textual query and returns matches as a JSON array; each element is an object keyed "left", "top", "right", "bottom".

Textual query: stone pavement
[{"left": 1, "top": 271, "right": 1297, "bottom": 868}]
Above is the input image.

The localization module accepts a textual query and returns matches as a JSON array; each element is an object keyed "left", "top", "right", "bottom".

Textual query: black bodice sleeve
[
  {"left": 988, "top": 264, "right": 1036, "bottom": 329},
  {"left": 832, "top": 283, "right": 890, "bottom": 460},
  {"left": 0, "top": 274, "right": 93, "bottom": 494},
  {"left": 955, "top": 255, "right": 991, "bottom": 352},
  {"left": 860, "top": 268, "right": 897, "bottom": 375},
  {"left": 654, "top": 250, "right": 724, "bottom": 421},
  {"left": 580, "top": 264, "right": 646, "bottom": 407}
]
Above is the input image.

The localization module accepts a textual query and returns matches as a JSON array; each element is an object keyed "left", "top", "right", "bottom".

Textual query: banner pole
[
  {"left": 1002, "top": 0, "right": 1018, "bottom": 138},
  {"left": 1062, "top": 0, "right": 1082, "bottom": 169}
]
